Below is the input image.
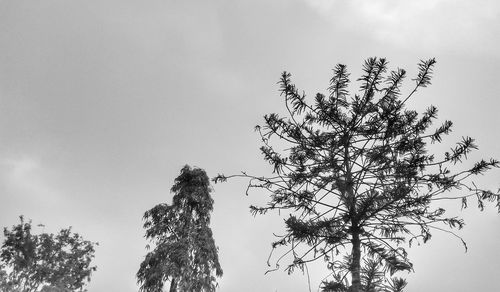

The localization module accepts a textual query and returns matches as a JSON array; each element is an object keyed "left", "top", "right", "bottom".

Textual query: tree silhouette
[
  {"left": 215, "top": 58, "right": 499, "bottom": 292},
  {"left": 0, "top": 216, "right": 97, "bottom": 292},
  {"left": 137, "top": 165, "right": 223, "bottom": 292}
]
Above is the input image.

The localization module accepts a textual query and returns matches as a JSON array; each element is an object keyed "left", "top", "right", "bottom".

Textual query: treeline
[{"left": 1, "top": 58, "right": 499, "bottom": 292}]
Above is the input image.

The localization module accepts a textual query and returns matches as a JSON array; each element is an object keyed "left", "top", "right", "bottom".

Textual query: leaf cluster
[
  {"left": 0, "top": 216, "right": 97, "bottom": 292},
  {"left": 321, "top": 255, "right": 407, "bottom": 292}
]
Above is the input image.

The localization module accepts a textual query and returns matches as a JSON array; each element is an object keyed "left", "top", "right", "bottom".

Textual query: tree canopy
[
  {"left": 215, "top": 58, "right": 500, "bottom": 292},
  {"left": 0, "top": 216, "right": 97, "bottom": 292},
  {"left": 137, "top": 165, "right": 223, "bottom": 292}
]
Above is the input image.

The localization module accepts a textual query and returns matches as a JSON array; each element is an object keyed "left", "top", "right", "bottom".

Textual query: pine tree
[
  {"left": 137, "top": 165, "right": 223, "bottom": 292},
  {"left": 215, "top": 58, "right": 499, "bottom": 292}
]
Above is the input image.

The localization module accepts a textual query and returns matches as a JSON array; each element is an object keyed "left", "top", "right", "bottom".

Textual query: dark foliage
[
  {"left": 137, "top": 165, "right": 223, "bottom": 292},
  {"left": 215, "top": 58, "right": 499, "bottom": 292},
  {"left": 0, "top": 216, "right": 97, "bottom": 292}
]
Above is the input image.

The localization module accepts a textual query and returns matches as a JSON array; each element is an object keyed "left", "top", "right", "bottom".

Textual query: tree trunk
[
  {"left": 169, "top": 278, "right": 177, "bottom": 292},
  {"left": 350, "top": 230, "right": 362, "bottom": 292}
]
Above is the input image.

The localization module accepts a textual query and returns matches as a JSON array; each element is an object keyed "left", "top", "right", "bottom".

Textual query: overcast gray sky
[{"left": 1, "top": 0, "right": 499, "bottom": 291}]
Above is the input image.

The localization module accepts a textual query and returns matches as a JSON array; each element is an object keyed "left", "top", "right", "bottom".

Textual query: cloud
[
  {"left": 301, "top": 0, "right": 500, "bottom": 56},
  {"left": 0, "top": 156, "right": 61, "bottom": 202},
  {"left": 303, "top": 0, "right": 336, "bottom": 12}
]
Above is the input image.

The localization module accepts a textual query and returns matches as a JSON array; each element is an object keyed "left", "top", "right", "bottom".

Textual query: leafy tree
[
  {"left": 39, "top": 286, "right": 71, "bottom": 292},
  {"left": 137, "top": 165, "right": 223, "bottom": 292},
  {"left": 215, "top": 58, "right": 500, "bottom": 292},
  {"left": 0, "top": 216, "right": 97, "bottom": 292}
]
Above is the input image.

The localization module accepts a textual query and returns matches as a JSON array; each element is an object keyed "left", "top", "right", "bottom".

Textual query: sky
[{"left": 0, "top": 0, "right": 499, "bottom": 291}]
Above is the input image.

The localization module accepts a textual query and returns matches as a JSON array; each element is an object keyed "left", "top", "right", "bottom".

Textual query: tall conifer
[{"left": 216, "top": 58, "right": 499, "bottom": 292}]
